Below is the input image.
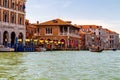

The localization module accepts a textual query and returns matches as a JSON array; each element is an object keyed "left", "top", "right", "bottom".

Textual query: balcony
[
  {"left": 59, "top": 32, "right": 79, "bottom": 38},
  {"left": 69, "top": 33, "right": 80, "bottom": 38},
  {"left": 59, "top": 32, "right": 67, "bottom": 36}
]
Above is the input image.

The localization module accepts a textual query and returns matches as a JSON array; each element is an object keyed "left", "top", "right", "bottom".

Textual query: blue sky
[{"left": 26, "top": 0, "right": 120, "bottom": 34}]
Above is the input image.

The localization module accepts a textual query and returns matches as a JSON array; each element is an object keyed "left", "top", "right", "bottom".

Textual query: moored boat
[
  {"left": 89, "top": 45, "right": 103, "bottom": 52},
  {"left": 40, "top": 47, "right": 46, "bottom": 52},
  {"left": 0, "top": 45, "right": 14, "bottom": 52},
  {"left": 112, "top": 48, "right": 117, "bottom": 51}
]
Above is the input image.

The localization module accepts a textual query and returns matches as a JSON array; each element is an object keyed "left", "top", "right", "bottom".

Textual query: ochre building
[{"left": 33, "top": 18, "right": 80, "bottom": 50}]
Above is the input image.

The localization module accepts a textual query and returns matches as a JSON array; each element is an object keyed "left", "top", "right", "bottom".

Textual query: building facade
[
  {"left": 79, "top": 25, "right": 102, "bottom": 50},
  {"left": 32, "top": 19, "right": 80, "bottom": 50},
  {"left": 25, "top": 20, "right": 36, "bottom": 39},
  {"left": 0, "top": 0, "right": 26, "bottom": 47},
  {"left": 101, "top": 29, "right": 119, "bottom": 50},
  {"left": 83, "top": 26, "right": 119, "bottom": 50}
]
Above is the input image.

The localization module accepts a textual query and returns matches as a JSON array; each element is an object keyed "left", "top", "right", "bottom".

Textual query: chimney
[
  {"left": 37, "top": 21, "right": 39, "bottom": 24},
  {"left": 65, "top": 21, "right": 72, "bottom": 24}
]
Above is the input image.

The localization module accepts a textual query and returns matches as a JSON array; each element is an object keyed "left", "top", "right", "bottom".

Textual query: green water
[{"left": 0, "top": 51, "right": 120, "bottom": 80}]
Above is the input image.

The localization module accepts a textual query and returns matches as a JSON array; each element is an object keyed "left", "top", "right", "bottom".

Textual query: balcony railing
[
  {"left": 59, "top": 32, "right": 67, "bottom": 36},
  {"left": 59, "top": 32, "right": 79, "bottom": 38},
  {"left": 69, "top": 33, "right": 80, "bottom": 38}
]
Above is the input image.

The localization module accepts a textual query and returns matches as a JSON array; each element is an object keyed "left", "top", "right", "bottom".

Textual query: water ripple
[{"left": 0, "top": 51, "right": 120, "bottom": 80}]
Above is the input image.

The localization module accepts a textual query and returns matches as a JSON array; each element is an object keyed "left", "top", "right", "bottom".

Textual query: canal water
[{"left": 0, "top": 51, "right": 120, "bottom": 80}]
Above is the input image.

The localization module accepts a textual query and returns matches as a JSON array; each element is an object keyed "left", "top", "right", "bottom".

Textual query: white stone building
[
  {"left": 80, "top": 25, "right": 119, "bottom": 50},
  {"left": 101, "top": 29, "right": 119, "bottom": 50},
  {"left": 0, "top": 0, "right": 26, "bottom": 47},
  {"left": 79, "top": 25, "right": 102, "bottom": 49}
]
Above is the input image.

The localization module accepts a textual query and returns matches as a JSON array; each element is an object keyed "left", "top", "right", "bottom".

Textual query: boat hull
[
  {"left": 89, "top": 46, "right": 103, "bottom": 52},
  {"left": 89, "top": 48, "right": 103, "bottom": 52},
  {"left": 0, "top": 48, "right": 14, "bottom": 52}
]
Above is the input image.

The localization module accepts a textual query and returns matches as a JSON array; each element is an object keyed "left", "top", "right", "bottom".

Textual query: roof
[
  {"left": 79, "top": 25, "right": 102, "bottom": 29},
  {"left": 35, "top": 18, "right": 72, "bottom": 26},
  {"left": 33, "top": 18, "right": 80, "bottom": 29},
  {"left": 104, "top": 29, "right": 118, "bottom": 34},
  {"left": 73, "top": 24, "right": 81, "bottom": 28},
  {"left": 79, "top": 31, "right": 93, "bottom": 35}
]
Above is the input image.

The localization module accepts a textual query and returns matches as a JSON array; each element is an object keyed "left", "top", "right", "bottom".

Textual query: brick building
[
  {"left": 33, "top": 18, "right": 80, "bottom": 50},
  {"left": 25, "top": 19, "right": 36, "bottom": 39}
]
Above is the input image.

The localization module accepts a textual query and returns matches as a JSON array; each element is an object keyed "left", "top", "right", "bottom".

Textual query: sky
[{"left": 26, "top": 0, "right": 120, "bottom": 34}]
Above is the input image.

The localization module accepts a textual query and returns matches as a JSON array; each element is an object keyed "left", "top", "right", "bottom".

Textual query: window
[
  {"left": 3, "top": 12, "right": 8, "bottom": 22},
  {"left": 20, "top": 5, "right": 23, "bottom": 11},
  {"left": 3, "top": 0, "right": 8, "bottom": 7},
  {"left": 11, "top": 2, "right": 15, "bottom": 9},
  {"left": 37, "top": 28, "right": 40, "bottom": 33},
  {"left": 60, "top": 26, "right": 63, "bottom": 33},
  {"left": 0, "top": 10, "right": 1, "bottom": 21},
  {"left": 36, "top": 28, "right": 40, "bottom": 35},
  {"left": 52, "top": 20, "right": 58, "bottom": 23},
  {"left": 46, "top": 27, "right": 52, "bottom": 34},
  {"left": 90, "top": 26, "right": 92, "bottom": 28},
  {"left": 19, "top": 17, "right": 22, "bottom": 25},
  {"left": 11, "top": 13, "right": 16, "bottom": 24},
  {"left": 64, "top": 27, "right": 67, "bottom": 32},
  {"left": 110, "top": 35, "right": 114, "bottom": 38},
  {"left": 0, "top": 0, "right": 1, "bottom": 6},
  {"left": 99, "top": 32, "right": 101, "bottom": 35}
]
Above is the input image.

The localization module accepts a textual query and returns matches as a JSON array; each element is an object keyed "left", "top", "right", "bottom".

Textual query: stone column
[
  {"left": 9, "top": 11, "right": 11, "bottom": 24},
  {"left": 1, "top": 9, "right": 3, "bottom": 22},
  {"left": 0, "top": 31, "right": 1, "bottom": 44},
  {"left": 9, "top": 0, "right": 11, "bottom": 8},
  {"left": 1, "top": 30, "right": 3, "bottom": 45},
  {"left": 67, "top": 26, "right": 70, "bottom": 48},
  {"left": 1, "top": 0, "right": 3, "bottom": 6},
  {"left": 8, "top": 31, "right": 11, "bottom": 44}
]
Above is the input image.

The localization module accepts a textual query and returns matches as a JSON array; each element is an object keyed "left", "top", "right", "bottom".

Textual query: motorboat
[{"left": 0, "top": 45, "right": 14, "bottom": 52}]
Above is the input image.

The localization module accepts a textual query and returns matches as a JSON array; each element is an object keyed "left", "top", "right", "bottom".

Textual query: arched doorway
[
  {"left": 39, "top": 38, "right": 44, "bottom": 46},
  {"left": 11, "top": 32, "right": 16, "bottom": 47},
  {"left": 53, "top": 39, "right": 58, "bottom": 49},
  {"left": 60, "top": 39, "right": 65, "bottom": 49},
  {"left": 18, "top": 32, "right": 23, "bottom": 43},
  {"left": 46, "top": 39, "right": 52, "bottom": 50},
  {"left": 3, "top": 31, "right": 9, "bottom": 46}
]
